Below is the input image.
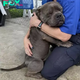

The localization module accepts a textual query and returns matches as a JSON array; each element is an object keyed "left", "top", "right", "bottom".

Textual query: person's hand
[
  {"left": 30, "top": 13, "right": 41, "bottom": 27},
  {"left": 24, "top": 36, "right": 33, "bottom": 56}
]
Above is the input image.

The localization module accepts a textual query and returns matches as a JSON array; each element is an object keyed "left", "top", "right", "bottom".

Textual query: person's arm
[
  {"left": 24, "top": 28, "right": 30, "bottom": 38},
  {"left": 41, "top": 23, "right": 71, "bottom": 42},
  {"left": 24, "top": 28, "right": 33, "bottom": 56}
]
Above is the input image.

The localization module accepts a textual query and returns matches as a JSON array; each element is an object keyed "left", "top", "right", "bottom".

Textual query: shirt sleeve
[{"left": 60, "top": 0, "right": 79, "bottom": 35}]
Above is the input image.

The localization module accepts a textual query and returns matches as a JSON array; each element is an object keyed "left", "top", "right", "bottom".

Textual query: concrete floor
[{"left": 0, "top": 17, "right": 80, "bottom": 80}]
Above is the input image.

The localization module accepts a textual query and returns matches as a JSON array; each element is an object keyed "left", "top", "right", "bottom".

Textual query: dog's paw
[
  {"left": 57, "top": 41, "right": 73, "bottom": 47},
  {"left": 25, "top": 72, "right": 43, "bottom": 79}
]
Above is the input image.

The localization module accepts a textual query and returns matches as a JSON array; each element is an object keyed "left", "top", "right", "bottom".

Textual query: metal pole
[
  {"left": 28, "top": 9, "right": 32, "bottom": 18},
  {"left": 35, "top": 0, "right": 38, "bottom": 8},
  {"left": 23, "top": 9, "right": 27, "bottom": 17}
]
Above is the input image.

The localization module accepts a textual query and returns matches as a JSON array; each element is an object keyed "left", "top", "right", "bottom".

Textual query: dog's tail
[{"left": 0, "top": 62, "right": 26, "bottom": 71}]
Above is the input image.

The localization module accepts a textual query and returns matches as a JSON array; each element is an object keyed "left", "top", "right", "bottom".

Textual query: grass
[{"left": 9, "top": 9, "right": 23, "bottom": 18}]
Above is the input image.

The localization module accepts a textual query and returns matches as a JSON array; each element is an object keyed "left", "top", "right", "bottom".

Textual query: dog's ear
[
  {"left": 36, "top": 6, "right": 42, "bottom": 13},
  {"left": 37, "top": 6, "right": 42, "bottom": 10},
  {"left": 35, "top": 6, "right": 42, "bottom": 19},
  {"left": 32, "top": 6, "right": 41, "bottom": 13}
]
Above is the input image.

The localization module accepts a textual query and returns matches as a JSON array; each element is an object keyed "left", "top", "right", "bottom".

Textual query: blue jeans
[{"left": 41, "top": 35, "right": 80, "bottom": 80}]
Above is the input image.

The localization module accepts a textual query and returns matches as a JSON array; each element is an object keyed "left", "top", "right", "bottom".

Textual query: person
[{"left": 24, "top": 0, "right": 80, "bottom": 80}]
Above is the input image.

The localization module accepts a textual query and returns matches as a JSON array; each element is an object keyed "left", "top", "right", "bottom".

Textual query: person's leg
[{"left": 41, "top": 45, "right": 80, "bottom": 80}]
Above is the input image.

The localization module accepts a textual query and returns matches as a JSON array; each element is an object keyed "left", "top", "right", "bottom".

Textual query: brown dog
[{"left": 0, "top": 1, "right": 72, "bottom": 79}]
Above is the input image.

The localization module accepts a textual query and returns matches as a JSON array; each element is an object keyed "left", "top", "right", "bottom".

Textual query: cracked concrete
[{"left": 0, "top": 17, "right": 80, "bottom": 80}]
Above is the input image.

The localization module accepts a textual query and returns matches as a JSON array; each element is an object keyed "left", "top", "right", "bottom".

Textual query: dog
[{"left": 0, "top": 1, "right": 72, "bottom": 79}]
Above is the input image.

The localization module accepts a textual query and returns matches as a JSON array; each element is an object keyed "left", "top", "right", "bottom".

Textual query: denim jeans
[{"left": 41, "top": 35, "right": 80, "bottom": 80}]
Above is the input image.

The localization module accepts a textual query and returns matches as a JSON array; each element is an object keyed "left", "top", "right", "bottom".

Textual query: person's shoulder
[{"left": 62, "top": 0, "right": 79, "bottom": 3}]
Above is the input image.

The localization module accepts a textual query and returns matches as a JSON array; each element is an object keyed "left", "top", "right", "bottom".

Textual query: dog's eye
[
  {"left": 49, "top": 8, "right": 53, "bottom": 14},
  {"left": 49, "top": 10, "right": 53, "bottom": 14},
  {"left": 55, "top": 7, "right": 63, "bottom": 12}
]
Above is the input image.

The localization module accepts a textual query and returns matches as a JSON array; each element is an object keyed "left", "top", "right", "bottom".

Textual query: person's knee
[
  {"left": 41, "top": 69, "right": 50, "bottom": 79},
  {"left": 41, "top": 69, "right": 57, "bottom": 80}
]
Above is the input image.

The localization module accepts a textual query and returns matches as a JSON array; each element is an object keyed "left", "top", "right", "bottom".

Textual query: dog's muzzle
[{"left": 55, "top": 13, "right": 65, "bottom": 25}]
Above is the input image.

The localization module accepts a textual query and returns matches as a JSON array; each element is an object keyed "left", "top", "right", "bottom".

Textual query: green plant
[{"left": 9, "top": 9, "right": 23, "bottom": 18}]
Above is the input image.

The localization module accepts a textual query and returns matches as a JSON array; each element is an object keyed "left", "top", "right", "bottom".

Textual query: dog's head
[{"left": 36, "top": 1, "right": 65, "bottom": 27}]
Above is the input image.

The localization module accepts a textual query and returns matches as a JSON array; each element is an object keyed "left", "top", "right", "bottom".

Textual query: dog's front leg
[
  {"left": 43, "top": 35, "right": 73, "bottom": 47},
  {"left": 25, "top": 71, "right": 43, "bottom": 79}
]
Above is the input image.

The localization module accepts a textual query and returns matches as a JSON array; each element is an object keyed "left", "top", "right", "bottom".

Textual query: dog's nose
[{"left": 56, "top": 13, "right": 62, "bottom": 20}]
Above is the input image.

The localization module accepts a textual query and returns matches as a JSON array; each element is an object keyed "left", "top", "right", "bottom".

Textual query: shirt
[{"left": 42, "top": 0, "right": 53, "bottom": 5}]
